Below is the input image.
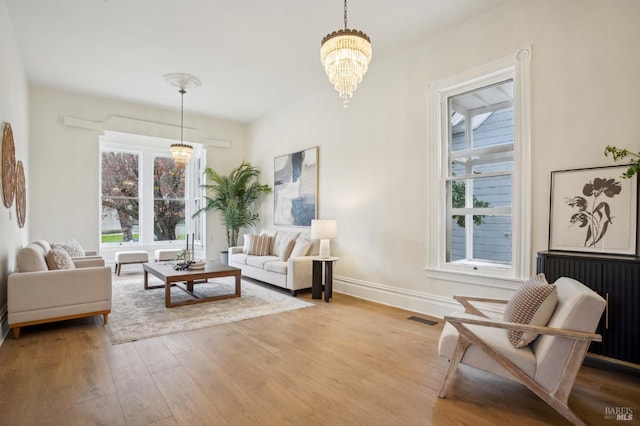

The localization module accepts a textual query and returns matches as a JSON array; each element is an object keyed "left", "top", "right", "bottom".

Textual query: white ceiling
[{"left": 6, "top": 0, "right": 508, "bottom": 123}]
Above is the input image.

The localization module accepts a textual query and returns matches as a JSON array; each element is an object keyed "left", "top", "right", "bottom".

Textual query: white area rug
[{"left": 105, "top": 277, "right": 313, "bottom": 344}]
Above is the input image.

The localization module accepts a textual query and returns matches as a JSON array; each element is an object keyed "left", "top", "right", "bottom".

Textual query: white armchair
[
  {"left": 8, "top": 242, "right": 112, "bottom": 339},
  {"left": 437, "top": 277, "right": 605, "bottom": 426}
]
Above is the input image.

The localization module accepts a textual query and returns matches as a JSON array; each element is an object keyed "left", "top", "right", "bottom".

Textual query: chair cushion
[
  {"left": 46, "top": 247, "right": 76, "bottom": 270},
  {"left": 51, "top": 239, "right": 85, "bottom": 257},
  {"left": 438, "top": 312, "right": 537, "bottom": 381},
  {"left": 504, "top": 273, "right": 557, "bottom": 348},
  {"left": 247, "top": 234, "right": 272, "bottom": 256}
]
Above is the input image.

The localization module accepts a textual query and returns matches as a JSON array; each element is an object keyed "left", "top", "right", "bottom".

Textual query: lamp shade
[{"left": 311, "top": 219, "right": 338, "bottom": 240}]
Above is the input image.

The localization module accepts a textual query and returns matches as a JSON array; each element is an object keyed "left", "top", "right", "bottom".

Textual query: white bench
[
  {"left": 114, "top": 251, "right": 149, "bottom": 275},
  {"left": 154, "top": 249, "right": 183, "bottom": 261}
]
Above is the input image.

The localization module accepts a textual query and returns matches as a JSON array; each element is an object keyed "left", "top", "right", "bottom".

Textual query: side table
[{"left": 312, "top": 256, "right": 339, "bottom": 302}]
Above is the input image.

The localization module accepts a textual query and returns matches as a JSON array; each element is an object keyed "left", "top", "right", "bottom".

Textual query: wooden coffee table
[{"left": 143, "top": 260, "right": 241, "bottom": 308}]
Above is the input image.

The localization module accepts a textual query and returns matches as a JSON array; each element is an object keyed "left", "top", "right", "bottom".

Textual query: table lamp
[{"left": 311, "top": 218, "right": 338, "bottom": 258}]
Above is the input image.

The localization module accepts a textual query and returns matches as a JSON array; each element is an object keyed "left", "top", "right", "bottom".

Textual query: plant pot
[{"left": 219, "top": 250, "right": 229, "bottom": 264}]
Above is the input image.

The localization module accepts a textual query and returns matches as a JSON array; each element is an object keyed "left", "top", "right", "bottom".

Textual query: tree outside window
[
  {"left": 101, "top": 150, "right": 188, "bottom": 244},
  {"left": 101, "top": 151, "right": 139, "bottom": 243},
  {"left": 154, "top": 156, "right": 185, "bottom": 241}
]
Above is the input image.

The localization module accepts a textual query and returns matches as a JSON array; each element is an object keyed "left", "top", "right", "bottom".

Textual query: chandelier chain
[
  {"left": 180, "top": 88, "right": 185, "bottom": 143},
  {"left": 344, "top": 0, "right": 348, "bottom": 29}
]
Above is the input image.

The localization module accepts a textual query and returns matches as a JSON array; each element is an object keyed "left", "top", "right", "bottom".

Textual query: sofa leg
[
  {"left": 290, "top": 289, "right": 297, "bottom": 297},
  {"left": 103, "top": 313, "right": 109, "bottom": 325},
  {"left": 12, "top": 327, "right": 20, "bottom": 339}
]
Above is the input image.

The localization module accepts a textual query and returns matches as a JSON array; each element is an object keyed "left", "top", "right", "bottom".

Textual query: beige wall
[
  {"left": 28, "top": 86, "right": 247, "bottom": 260},
  {"left": 248, "top": 0, "right": 640, "bottom": 316},
  {"left": 0, "top": 0, "right": 29, "bottom": 332}
]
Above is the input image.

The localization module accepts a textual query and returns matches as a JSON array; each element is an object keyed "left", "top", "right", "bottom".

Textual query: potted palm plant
[{"left": 194, "top": 161, "right": 271, "bottom": 263}]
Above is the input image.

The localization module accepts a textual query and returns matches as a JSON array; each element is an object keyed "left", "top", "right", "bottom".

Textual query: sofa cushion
[
  {"left": 46, "top": 247, "right": 77, "bottom": 270},
  {"left": 230, "top": 253, "right": 249, "bottom": 265},
  {"left": 290, "top": 237, "right": 312, "bottom": 258},
  {"left": 504, "top": 273, "right": 558, "bottom": 348},
  {"left": 246, "top": 255, "right": 280, "bottom": 268},
  {"left": 247, "top": 235, "right": 273, "bottom": 256},
  {"left": 264, "top": 260, "right": 288, "bottom": 274},
  {"left": 16, "top": 245, "right": 49, "bottom": 272},
  {"left": 51, "top": 239, "right": 85, "bottom": 257}
]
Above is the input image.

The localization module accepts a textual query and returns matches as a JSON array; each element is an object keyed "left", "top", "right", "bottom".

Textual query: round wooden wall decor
[
  {"left": 15, "top": 160, "right": 26, "bottom": 228},
  {"left": 2, "top": 122, "right": 16, "bottom": 208}
]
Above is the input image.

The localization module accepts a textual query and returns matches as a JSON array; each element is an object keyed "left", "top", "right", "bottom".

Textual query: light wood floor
[{"left": 0, "top": 271, "right": 638, "bottom": 425}]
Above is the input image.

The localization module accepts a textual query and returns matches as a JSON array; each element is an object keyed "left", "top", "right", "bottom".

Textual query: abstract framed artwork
[
  {"left": 274, "top": 147, "right": 318, "bottom": 226},
  {"left": 549, "top": 165, "right": 638, "bottom": 255}
]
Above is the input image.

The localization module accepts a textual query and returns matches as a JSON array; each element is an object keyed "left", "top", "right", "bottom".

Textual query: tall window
[
  {"left": 153, "top": 156, "right": 186, "bottom": 241},
  {"left": 447, "top": 80, "right": 514, "bottom": 266},
  {"left": 101, "top": 151, "right": 140, "bottom": 243},
  {"left": 427, "top": 49, "right": 531, "bottom": 279}
]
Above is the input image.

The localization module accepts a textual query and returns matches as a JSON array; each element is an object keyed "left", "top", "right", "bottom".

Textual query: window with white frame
[
  {"left": 427, "top": 49, "right": 531, "bottom": 279},
  {"left": 100, "top": 140, "right": 204, "bottom": 248}
]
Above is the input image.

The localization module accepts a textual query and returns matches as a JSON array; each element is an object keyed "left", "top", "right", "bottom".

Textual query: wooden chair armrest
[
  {"left": 444, "top": 314, "right": 602, "bottom": 342},
  {"left": 454, "top": 295, "right": 509, "bottom": 304},
  {"left": 453, "top": 295, "right": 509, "bottom": 318}
]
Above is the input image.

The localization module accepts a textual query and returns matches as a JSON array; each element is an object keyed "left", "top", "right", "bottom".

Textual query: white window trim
[
  {"left": 99, "top": 136, "right": 206, "bottom": 254},
  {"left": 426, "top": 47, "right": 532, "bottom": 281}
]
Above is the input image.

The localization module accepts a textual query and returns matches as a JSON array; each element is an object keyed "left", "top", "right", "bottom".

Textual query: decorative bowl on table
[{"left": 188, "top": 260, "right": 206, "bottom": 270}]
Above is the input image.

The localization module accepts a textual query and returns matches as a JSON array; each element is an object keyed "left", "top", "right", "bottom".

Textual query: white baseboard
[
  {"left": 333, "top": 275, "right": 506, "bottom": 319},
  {"left": 333, "top": 275, "right": 453, "bottom": 319}
]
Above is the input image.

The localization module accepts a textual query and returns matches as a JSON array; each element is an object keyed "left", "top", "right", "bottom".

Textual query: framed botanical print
[{"left": 549, "top": 165, "right": 638, "bottom": 255}]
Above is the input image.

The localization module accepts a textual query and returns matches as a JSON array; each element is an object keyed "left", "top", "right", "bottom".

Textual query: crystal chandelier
[
  {"left": 164, "top": 73, "right": 201, "bottom": 167},
  {"left": 320, "top": 0, "right": 372, "bottom": 108}
]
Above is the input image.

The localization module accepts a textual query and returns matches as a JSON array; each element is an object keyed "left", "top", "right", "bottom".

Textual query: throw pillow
[
  {"left": 242, "top": 233, "right": 254, "bottom": 253},
  {"left": 504, "top": 273, "right": 558, "bottom": 348},
  {"left": 247, "top": 234, "right": 273, "bottom": 256},
  {"left": 289, "top": 238, "right": 311, "bottom": 258},
  {"left": 260, "top": 230, "right": 277, "bottom": 254},
  {"left": 46, "top": 247, "right": 76, "bottom": 270},
  {"left": 278, "top": 239, "right": 296, "bottom": 261},
  {"left": 51, "top": 239, "right": 85, "bottom": 257},
  {"left": 272, "top": 231, "right": 299, "bottom": 259}
]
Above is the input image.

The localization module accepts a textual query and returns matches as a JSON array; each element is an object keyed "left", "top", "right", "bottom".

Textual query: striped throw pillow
[
  {"left": 503, "top": 273, "right": 558, "bottom": 348},
  {"left": 247, "top": 234, "right": 273, "bottom": 256}
]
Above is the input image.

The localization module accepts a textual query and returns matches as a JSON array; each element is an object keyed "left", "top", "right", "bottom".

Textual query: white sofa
[
  {"left": 7, "top": 240, "right": 112, "bottom": 338},
  {"left": 228, "top": 230, "right": 319, "bottom": 296}
]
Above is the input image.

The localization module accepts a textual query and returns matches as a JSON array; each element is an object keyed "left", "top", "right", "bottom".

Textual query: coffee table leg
[
  {"left": 144, "top": 269, "right": 149, "bottom": 289},
  {"left": 235, "top": 274, "right": 241, "bottom": 296},
  {"left": 165, "top": 280, "right": 171, "bottom": 308}
]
